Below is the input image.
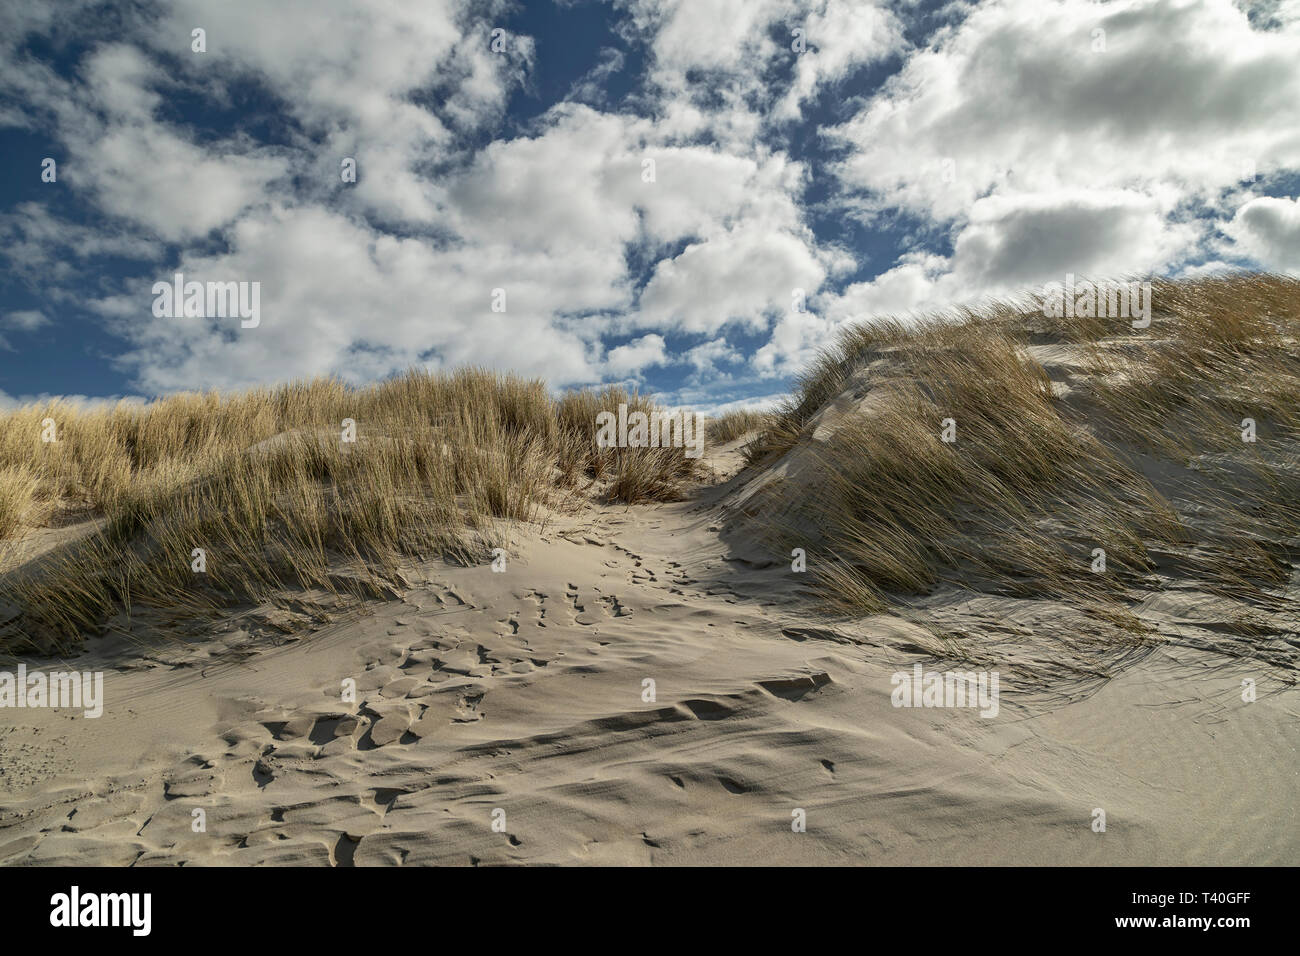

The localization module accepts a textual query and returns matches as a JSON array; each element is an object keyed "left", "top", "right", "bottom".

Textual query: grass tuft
[
  {"left": 743, "top": 272, "right": 1300, "bottom": 644},
  {"left": 0, "top": 370, "right": 705, "bottom": 653}
]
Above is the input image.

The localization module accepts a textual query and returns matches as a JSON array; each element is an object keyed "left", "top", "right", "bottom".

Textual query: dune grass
[
  {"left": 743, "top": 273, "right": 1300, "bottom": 631},
  {"left": 0, "top": 464, "right": 45, "bottom": 540},
  {"left": 706, "top": 408, "right": 773, "bottom": 445},
  {"left": 6, "top": 273, "right": 1297, "bottom": 661},
  {"left": 0, "top": 371, "right": 704, "bottom": 653}
]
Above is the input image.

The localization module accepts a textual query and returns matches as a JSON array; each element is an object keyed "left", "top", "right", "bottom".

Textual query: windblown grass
[
  {"left": 744, "top": 273, "right": 1300, "bottom": 636},
  {"left": 706, "top": 408, "right": 773, "bottom": 445},
  {"left": 0, "top": 370, "right": 704, "bottom": 653},
  {"left": 0, "top": 464, "right": 45, "bottom": 540}
]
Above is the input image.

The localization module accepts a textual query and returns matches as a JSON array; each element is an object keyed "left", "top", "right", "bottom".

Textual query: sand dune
[
  {"left": 4, "top": 275, "right": 1298, "bottom": 866},
  {"left": 1, "top": 432, "right": 1294, "bottom": 866}
]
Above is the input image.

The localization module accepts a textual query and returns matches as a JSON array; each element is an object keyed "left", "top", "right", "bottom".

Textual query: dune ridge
[{"left": 0, "top": 273, "right": 1296, "bottom": 866}]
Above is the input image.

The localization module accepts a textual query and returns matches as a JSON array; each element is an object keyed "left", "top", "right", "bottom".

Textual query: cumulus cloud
[
  {"left": 776, "top": 0, "right": 903, "bottom": 119},
  {"left": 73, "top": 93, "right": 847, "bottom": 391},
  {"left": 2, "top": 0, "right": 1299, "bottom": 406},
  {"left": 831, "top": 0, "right": 1300, "bottom": 221},
  {"left": 947, "top": 190, "right": 1203, "bottom": 287},
  {"left": 684, "top": 337, "right": 741, "bottom": 378},
  {"left": 752, "top": 304, "right": 834, "bottom": 378},
  {"left": 637, "top": 225, "right": 829, "bottom": 334},
  {"left": 1221, "top": 195, "right": 1300, "bottom": 273},
  {"left": 149, "top": 0, "right": 533, "bottom": 223},
  {"left": 60, "top": 77, "right": 863, "bottom": 391},
  {"left": 92, "top": 203, "right": 605, "bottom": 392},
  {"left": 606, "top": 333, "right": 669, "bottom": 377},
  {"left": 622, "top": 0, "right": 904, "bottom": 147},
  {"left": 803, "top": 0, "right": 1300, "bottom": 346}
]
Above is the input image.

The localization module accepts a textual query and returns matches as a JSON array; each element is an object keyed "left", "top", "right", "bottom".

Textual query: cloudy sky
[{"left": 1, "top": 0, "right": 1298, "bottom": 411}]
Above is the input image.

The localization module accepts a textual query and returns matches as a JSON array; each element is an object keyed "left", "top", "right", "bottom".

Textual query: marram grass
[
  {"left": 743, "top": 273, "right": 1300, "bottom": 638},
  {"left": 0, "top": 371, "right": 701, "bottom": 653}
]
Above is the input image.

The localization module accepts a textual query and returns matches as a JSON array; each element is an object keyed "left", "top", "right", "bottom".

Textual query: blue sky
[{"left": 1, "top": 0, "right": 1298, "bottom": 412}]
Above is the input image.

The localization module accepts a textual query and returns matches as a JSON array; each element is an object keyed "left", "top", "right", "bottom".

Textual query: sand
[{"left": 0, "top": 434, "right": 1296, "bottom": 866}]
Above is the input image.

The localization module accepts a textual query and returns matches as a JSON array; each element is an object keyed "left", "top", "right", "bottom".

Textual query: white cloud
[
  {"left": 752, "top": 304, "right": 834, "bottom": 378},
  {"left": 2, "top": 310, "right": 51, "bottom": 332},
  {"left": 94, "top": 204, "right": 606, "bottom": 392},
  {"left": 696, "top": 391, "right": 784, "bottom": 416},
  {"left": 947, "top": 189, "right": 1202, "bottom": 286},
  {"left": 568, "top": 48, "right": 627, "bottom": 106},
  {"left": 84, "top": 97, "right": 840, "bottom": 391},
  {"left": 685, "top": 337, "right": 740, "bottom": 377},
  {"left": 637, "top": 224, "right": 829, "bottom": 334},
  {"left": 745, "top": 0, "right": 1300, "bottom": 372},
  {"left": 150, "top": 0, "right": 532, "bottom": 224},
  {"left": 831, "top": 0, "right": 1300, "bottom": 223},
  {"left": 0, "top": 203, "right": 162, "bottom": 284},
  {"left": 606, "top": 333, "right": 669, "bottom": 377},
  {"left": 821, "top": 253, "right": 949, "bottom": 324},
  {"left": 813, "top": 190, "right": 1204, "bottom": 332},
  {"left": 87, "top": 125, "right": 289, "bottom": 242},
  {"left": 624, "top": 0, "right": 904, "bottom": 148},
  {"left": 631, "top": 0, "right": 793, "bottom": 80},
  {"left": 776, "top": 0, "right": 903, "bottom": 120},
  {"left": 1221, "top": 195, "right": 1300, "bottom": 273},
  {"left": 3, "top": 0, "right": 1299, "bottom": 404},
  {"left": 0, "top": 388, "right": 145, "bottom": 411},
  {"left": 5, "top": 41, "right": 291, "bottom": 243}
]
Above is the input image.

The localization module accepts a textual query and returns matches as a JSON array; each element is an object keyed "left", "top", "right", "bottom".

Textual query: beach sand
[{"left": 2, "top": 434, "right": 1295, "bottom": 866}]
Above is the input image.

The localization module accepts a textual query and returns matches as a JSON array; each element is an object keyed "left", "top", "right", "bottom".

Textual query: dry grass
[
  {"left": 7, "top": 272, "right": 1296, "bottom": 663},
  {"left": 706, "top": 408, "right": 772, "bottom": 445},
  {"left": 0, "top": 370, "right": 704, "bottom": 653},
  {"left": 744, "top": 273, "right": 1300, "bottom": 633},
  {"left": 0, "top": 465, "right": 45, "bottom": 540}
]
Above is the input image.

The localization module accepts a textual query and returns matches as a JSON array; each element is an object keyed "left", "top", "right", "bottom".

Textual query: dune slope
[
  {"left": 1, "top": 434, "right": 1295, "bottom": 866},
  {"left": 2, "top": 274, "right": 1297, "bottom": 866}
]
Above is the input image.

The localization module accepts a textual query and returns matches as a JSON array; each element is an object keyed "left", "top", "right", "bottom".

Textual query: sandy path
[{"left": 1, "top": 444, "right": 1296, "bottom": 866}]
